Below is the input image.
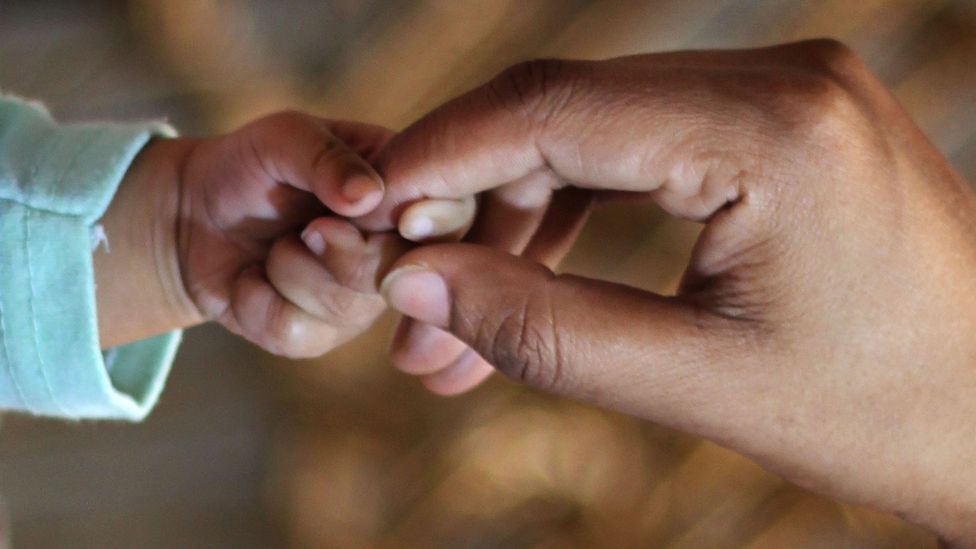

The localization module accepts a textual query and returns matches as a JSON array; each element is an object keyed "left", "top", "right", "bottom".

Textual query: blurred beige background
[{"left": 2, "top": 0, "right": 975, "bottom": 547}]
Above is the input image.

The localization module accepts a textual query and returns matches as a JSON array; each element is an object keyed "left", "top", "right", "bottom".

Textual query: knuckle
[
  {"left": 785, "top": 40, "right": 869, "bottom": 121},
  {"left": 472, "top": 278, "right": 564, "bottom": 391},
  {"left": 336, "top": 251, "right": 381, "bottom": 292},
  {"left": 769, "top": 73, "right": 855, "bottom": 134},
  {"left": 795, "top": 38, "right": 862, "bottom": 79},
  {"left": 261, "top": 306, "right": 345, "bottom": 359},
  {"left": 264, "top": 307, "right": 311, "bottom": 358},
  {"left": 318, "top": 288, "right": 380, "bottom": 326},
  {"left": 488, "top": 58, "right": 574, "bottom": 123},
  {"left": 759, "top": 40, "right": 868, "bottom": 125},
  {"left": 758, "top": 46, "right": 872, "bottom": 152}
]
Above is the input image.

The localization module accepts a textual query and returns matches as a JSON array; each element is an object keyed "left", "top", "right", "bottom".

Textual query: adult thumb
[{"left": 380, "top": 243, "right": 745, "bottom": 430}]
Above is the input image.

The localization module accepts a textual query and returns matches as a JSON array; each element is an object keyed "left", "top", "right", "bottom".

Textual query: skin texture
[
  {"left": 96, "top": 111, "right": 411, "bottom": 357},
  {"left": 389, "top": 186, "right": 592, "bottom": 395},
  {"left": 367, "top": 40, "right": 976, "bottom": 545}
]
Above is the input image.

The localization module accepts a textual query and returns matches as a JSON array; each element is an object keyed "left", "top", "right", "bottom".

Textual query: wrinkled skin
[{"left": 368, "top": 40, "right": 976, "bottom": 545}]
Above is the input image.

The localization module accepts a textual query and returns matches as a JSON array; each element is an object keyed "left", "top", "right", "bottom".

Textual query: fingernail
[
  {"left": 399, "top": 197, "right": 476, "bottom": 241},
  {"left": 342, "top": 172, "right": 383, "bottom": 204},
  {"left": 401, "top": 215, "right": 435, "bottom": 240},
  {"left": 301, "top": 227, "right": 327, "bottom": 256},
  {"left": 380, "top": 265, "right": 450, "bottom": 327}
]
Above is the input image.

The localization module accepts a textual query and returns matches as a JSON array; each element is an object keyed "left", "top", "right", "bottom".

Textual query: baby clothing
[{"left": 0, "top": 96, "right": 180, "bottom": 421}]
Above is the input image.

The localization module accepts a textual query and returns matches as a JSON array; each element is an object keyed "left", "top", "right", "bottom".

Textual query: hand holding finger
[
  {"left": 370, "top": 40, "right": 976, "bottom": 544},
  {"left": 390, "top": 186, "right": 591, "bottom": 395}
]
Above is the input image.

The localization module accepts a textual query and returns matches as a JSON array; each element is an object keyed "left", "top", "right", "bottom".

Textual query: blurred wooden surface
[{"left": 3, "top": 0, "right": 975, "bottom": 547}]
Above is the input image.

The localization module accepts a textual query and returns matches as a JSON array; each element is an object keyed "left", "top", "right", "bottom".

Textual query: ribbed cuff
[{"left": 0, "top": 96, "right": 180, "bottom": 420}]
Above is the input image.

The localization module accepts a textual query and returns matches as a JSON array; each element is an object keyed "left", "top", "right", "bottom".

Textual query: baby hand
[
  {"left": 95, "top": 110, "right": 405, "bottom": 358},
  {"left": 177, "top": 111, "right": 402, "bottom": 357},
  {"left": 100, "top": 109, "right": 472, "bottom": 359}
]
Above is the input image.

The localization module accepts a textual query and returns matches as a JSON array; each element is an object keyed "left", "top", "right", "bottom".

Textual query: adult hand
[{"left": 365, "top": 41, "right": 976, "bottom": 544}]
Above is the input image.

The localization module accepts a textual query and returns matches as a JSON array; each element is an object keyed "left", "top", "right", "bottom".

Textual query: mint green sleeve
[{"left": 0, "top": 95, "right": 181, "bottom": 421}]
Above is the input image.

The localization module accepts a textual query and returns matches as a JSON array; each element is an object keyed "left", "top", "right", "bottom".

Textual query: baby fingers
[
  {"left": 243, "top": 111, "right": 392, "bottom": 218},
  {"left": 229, "top": 219, "right": 405, "bottom": 358},
  {"left": 229, "top": 265, "right": 361, "bottom": 359},
  {"left": 299, "top": 217, "right": 409, "bottom": 292},
  {"left": 265, "top": 233, "right": 385, "bottom": 327}
]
